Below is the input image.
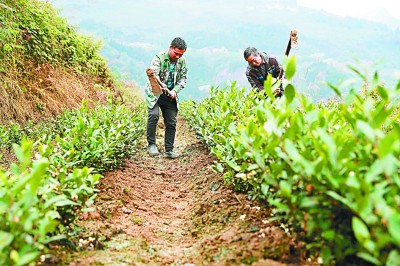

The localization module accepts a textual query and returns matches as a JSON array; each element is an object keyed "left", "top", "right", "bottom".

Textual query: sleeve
[
  {"left": 268, "top": 57, "right": 283, "bottom": 79},
  {"left": 246, "top": 69, "right": 264, "bottom": 92},
  {"left": 268, "top": 57, "right": 286, "bottom": 95},
  {"left": 174, "top": 58, "right": 188, "bottom": 94},
  {"left": 149, "top": 53, "right": 163, "bottom": 79}
]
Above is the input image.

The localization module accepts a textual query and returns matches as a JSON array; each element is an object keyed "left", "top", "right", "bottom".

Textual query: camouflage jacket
[
  {"left": 145, "top": 50, "right": 188, "bottom": 109},
  {"left": 245, "top": 52, "right": 282, "bottom": 92}
]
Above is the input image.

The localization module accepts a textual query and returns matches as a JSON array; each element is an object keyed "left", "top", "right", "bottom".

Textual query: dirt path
[{"left": 57, "top": 116, "right": 314, "bottom": 266}]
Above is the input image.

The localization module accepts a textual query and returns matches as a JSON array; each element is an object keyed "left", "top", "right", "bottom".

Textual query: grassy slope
[{"left": 0, "top": 0, "right": 142, "bottom": 125}]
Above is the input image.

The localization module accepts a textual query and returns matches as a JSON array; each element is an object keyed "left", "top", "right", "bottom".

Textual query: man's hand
[
  {"left": 273, "top": 88, "right": 281, "bottom": 95},
  {"left": 168, "top": 90, "right": 177, "bottom": 99},
  {"left": 160, "top": 85, "right": 177, "bottom": 99}
]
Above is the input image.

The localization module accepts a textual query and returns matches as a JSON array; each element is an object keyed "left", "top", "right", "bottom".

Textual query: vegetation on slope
[{"left": 0, "top": 0, "right": 120, "bottom": 124}]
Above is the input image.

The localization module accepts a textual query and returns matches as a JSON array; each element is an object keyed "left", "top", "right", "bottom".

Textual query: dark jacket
[{"left": 245, "top": 52, "right": 283, "bottom": 93}]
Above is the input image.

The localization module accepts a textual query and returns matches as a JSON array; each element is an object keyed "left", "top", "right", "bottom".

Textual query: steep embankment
[
  {"left": 0, "top": 0, "right": 121, "bottom": 124},
  {"left": 1, "top": 63, "right": 111, "bottom": 123},
  {"left": 54, "top": 116, "right": 315, "bottom": 266}
]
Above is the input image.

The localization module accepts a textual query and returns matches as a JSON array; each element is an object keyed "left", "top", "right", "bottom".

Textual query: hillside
[
  {"left": 0, "top": 0, "right": 126, "bottom": 124},
  {"left": 48, "top": 0, "right": 400, "bottom": 101}
]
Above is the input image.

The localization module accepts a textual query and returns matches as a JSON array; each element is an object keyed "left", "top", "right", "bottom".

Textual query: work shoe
[
  {"left": 148, "top": 144, "right": 160, "bottom": 156},
  {"left": 165, "top": 151, "right": 180, "bottom": 159}
]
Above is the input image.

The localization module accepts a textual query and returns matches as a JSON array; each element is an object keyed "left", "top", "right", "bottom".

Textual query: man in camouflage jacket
[{"left": 145, "top": 37, "right": 188, "bottom": 158}]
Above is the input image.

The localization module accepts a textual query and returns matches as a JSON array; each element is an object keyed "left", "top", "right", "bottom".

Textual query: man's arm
[
  {"left": 267, "top": 57, "right": 282, "bottom": 79},
  {"left": 149, "top": 53, "right": 163, "bottom": 79},
  {"left": 246, "top": 69, "right": 264, "bottom": 92},
  {"left": 148, "top": 53, "right": 174, "bottom": 96},
  {"left": 173, "top": 59, "right": 188, "bottom": 94},
  {"left": 268, "top": 57, "right": 285, "bottom": 96}
]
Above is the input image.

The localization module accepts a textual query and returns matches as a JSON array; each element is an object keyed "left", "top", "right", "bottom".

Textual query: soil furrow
[{"left": 57, "top": 116, "right": 314, "bottom": 266}]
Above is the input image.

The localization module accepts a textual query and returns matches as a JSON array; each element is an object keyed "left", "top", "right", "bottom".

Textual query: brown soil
[{"left": 52, "top": 115, "right": 317, "bottom": 266}]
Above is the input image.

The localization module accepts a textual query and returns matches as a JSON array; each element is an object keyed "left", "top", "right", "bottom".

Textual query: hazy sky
[{"left": 297, "top": 0, "right": 400, "bottom": 19}]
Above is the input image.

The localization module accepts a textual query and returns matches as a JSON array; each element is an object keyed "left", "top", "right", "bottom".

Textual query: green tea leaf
[
  {"left": 300, "top": 197, "right": 318, "bottom": 208},
  {"left": 322, "top": 230, "right": 335, "bottom": 241},
  {"left": 17, "top": 251, "right": 40, "bottom": 266},
  {"left": 264, "top": 74, "right": 274, "bottom": 99},
  {"left": 352, "top": 216, "right": 370, "bottom": 244},
  {"left": 388, "top": 213, "right": 400, "bottom": 245},
  {"left": 283, "top": 139, "right": 301, "bottom": 163},
  {"left": 386, "top": 250, "right": 400, "bottom": 266},
  {"left": 317, "top": 129, "right": 337, "bottom": 167},
  {"left": 279, "top": 180, "right": 291, "bottom": 198},
  {"left": 327, "top": 83, "right": 342, "bottom": 97},
  {"left": 372, "top": 71, "right": 379, "bottom": 87},
  {"left": 10, "top": 250, "right": 19, "bottom": 264},
  {"left": 261, "top": 183, "right": 269, "bottom": 196},
  {"left": 284, "top": 84, "right": 295, "bottom": 103},
  {"left": 226, "top": 159, "right": 240, "bottom": 172},
  {"left": 12, "top": 143, "right": 24, "bottom": 163},
  {"left": 376, "top": 85, "right": 388, "bottom": 100},
  {"left": 346, "top": 173, "right": 360, "bottom": 189},
  {"left": 378, "top": 131, "right": 398, "bottom": 157},
  {"left": 44, "top": 195, "right": 79, "bottom": 209},
  {"left": 327, "top": 190, "right": 353, "bottom": 209},
  {"left": 0, "top": 231, "right": 14, "bottom": 251},
  {"left": 356, "top": 120, "right": 375, "bottom": 142},
  {"left": 29, "top": 158, "right": 49, "bottom": 195},
  {"left": 365, "top": 160, "right": 383, "bottom": 183},
  {"left": 356, "top": 252, "right": 381, "bottom": 265},
  {"left": 347, "top": 64, "right": 367, "bottom": 81},
  {"left": 285, "top": 55, "right": 296, "bottom": 80}
]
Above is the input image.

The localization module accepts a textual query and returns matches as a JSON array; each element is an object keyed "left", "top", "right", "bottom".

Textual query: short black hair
[
  {"left": 244, "top": 47, "right": 258, "bottom": 60},
  {"left": 171, "top": 37, "right": 187, "bottom": 50}
]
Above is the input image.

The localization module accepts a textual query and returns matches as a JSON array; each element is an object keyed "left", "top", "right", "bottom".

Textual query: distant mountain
[
  {"left": 48, "top": 0, "right": 400, "bottom": 101},
  {"left": 364, "top": 7, "right": 400, "bottom": 30}
]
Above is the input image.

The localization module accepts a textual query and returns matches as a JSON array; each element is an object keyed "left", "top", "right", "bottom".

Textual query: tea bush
[
  {"left": 181, "top": 59, "right": 400, "bottom": 265},
  {"left": 0, "top": 101, "right": 146, "bottom": 265}
]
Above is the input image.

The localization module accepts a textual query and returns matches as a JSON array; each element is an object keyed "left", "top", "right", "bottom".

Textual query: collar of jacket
[
  {"left": 161, "top": 50, "right": 184, "bottom": 69},
  {"left": 259, "top": 52, "right": 269, "bottom": 65}
]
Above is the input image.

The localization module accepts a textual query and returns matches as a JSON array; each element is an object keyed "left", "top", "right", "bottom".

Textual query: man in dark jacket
[{"left": 244, "top": 47, "right": 284, "bottom": 97}]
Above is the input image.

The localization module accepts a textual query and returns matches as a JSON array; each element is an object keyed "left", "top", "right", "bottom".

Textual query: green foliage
[
  {"left": 0, "top": 0, "right": 109, "bottom": 76},
  {"left": 48, "top": 100, "right": 146, "bottom": 173},
  {"left": 182, "top": 69, "right": 400, "bottom": 265},
  {"left": 0, "top": 123, "right": 21, "bottom": 149},
  {"left": 282, "top": 55, "right": 296, "bottom": 80},
  {"left": 0, "top": 141, "right": 64, "bottom": 265},
  {"left": 0, "top": 101, "right": 146, "bottom": 265}
]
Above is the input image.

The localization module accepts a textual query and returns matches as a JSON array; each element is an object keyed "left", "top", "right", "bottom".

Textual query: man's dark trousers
[{"left": 146, "top": 94, "right": 178, "bottom": 152}]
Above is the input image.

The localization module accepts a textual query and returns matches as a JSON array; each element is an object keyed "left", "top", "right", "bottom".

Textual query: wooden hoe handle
[
  {"left": 279, "top": 29, "right": 298, "bottom": 79},
  {"left": 146, "top": 68, "right": 171, "bottom": 96}
]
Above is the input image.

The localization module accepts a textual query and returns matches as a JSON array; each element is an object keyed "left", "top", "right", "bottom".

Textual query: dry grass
[
  {"left": 114, "top": 79, "right": 145, "bottom": 107},
  {"left": 0, "top": 63, "right": 139, "bottom": 125}
]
